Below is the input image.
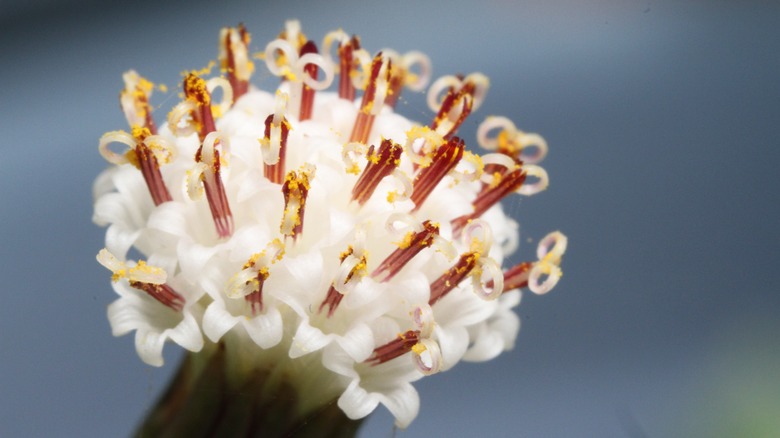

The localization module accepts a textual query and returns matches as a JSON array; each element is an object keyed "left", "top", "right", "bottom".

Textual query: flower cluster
[{"left": 94, "top": 20, "right": 567, "bottom": 427}]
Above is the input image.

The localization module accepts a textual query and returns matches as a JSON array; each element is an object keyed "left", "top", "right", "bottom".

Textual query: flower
[{"left": 94, "top": 20, "right": 567, "bottom": 429}]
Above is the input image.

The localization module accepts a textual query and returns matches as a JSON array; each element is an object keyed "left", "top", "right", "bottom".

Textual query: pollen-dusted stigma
[{"left": 93, "top": 20, "right": 567, "bottom": 429}]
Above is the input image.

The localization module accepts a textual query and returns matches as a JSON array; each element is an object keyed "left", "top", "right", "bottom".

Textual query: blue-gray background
[{"left": 1, "top": 1, "right": 778, "bottom": 436}]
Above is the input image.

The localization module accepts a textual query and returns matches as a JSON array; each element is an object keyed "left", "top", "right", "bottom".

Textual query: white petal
[
  {"left": 434, "top": 325, "right": 469, "bottom": 370},
  {"left": 334, "top": 323, "right": 374, "bottom": 362},
  {"left": 168, "top": 312, "right": 204, "bottom": 353},
  {"left": 289, "top": 321, "right": 331, "bottom": 358},
  {"left": 242, "top": 306, "right": 283, "bottom": 349},
  {"left": 202, "top": 301, "right": 239, "bottom": 343},
  {"left": 134, "top": 328, "right": 166, "bottom": 367}
]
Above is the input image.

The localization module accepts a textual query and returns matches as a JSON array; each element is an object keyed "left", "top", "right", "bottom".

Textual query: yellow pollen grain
[
  {"left": 129, "top": 260, "right": 164, "bottom": 279},
  {"left": 489, "top": 171, "right": 503, "bottom": 188},
  {"left": 244, "top": 253, "right": 261, "bottom": 269},
  {"left": 131, "top": 125, "right": 152, "bottom": 142},
  {"left": 184, "top": 74, "right": 211, "bottom": 105},
  {"left": 137, "top": 77, "right": 155, "bottom": 94},
  {"left": 411, "top": 343, "right": 427, "bottom": 355},
  {"left": 396, "top": 231, "right": 414, "bottom": 249},
  {"left": 124, "top": 150, "right": 141, "bottom": 169}
]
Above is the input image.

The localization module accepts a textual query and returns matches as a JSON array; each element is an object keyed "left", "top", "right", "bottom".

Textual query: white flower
[{"left": 93, "top": 20, "right": 567, "bottom": 428}]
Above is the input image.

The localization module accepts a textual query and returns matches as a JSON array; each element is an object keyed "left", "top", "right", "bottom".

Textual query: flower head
[{"left": 94, "top": 20, "right": 567, "bottom": 428}]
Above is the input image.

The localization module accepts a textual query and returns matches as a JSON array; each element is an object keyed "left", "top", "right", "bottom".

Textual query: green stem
[{"left": 134, "top": 341, "right": 364, "bottom": 438}]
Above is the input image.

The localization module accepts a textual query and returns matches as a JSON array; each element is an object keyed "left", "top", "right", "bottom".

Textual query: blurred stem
[{"left": 134, "top": 341, "right": 364, "bottom": 438}]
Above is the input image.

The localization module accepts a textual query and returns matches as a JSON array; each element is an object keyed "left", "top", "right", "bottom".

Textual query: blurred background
[{"left": 1, "top": 0, "right": 779, "bottom": 436}]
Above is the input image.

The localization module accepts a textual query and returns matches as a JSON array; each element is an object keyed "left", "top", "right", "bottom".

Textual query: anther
[
  {"left": 219, "top": 24, "right": 253, "bottom": 102},
  {"left": 351, "top": 139, "right": 402, "bottom": 205}
]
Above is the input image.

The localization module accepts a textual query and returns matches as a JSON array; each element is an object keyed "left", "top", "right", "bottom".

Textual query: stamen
[
  {"left": 264, "top": 35, "right": 334, "bottom": 121},
  {"left": 373, "top": 220, "right": 439, "bottom": 282},
  {"left": 427, "top": 73, "right": 489, "bottom": 139},
  {"left": 98, "top": 128, "right": 175, "bottom": 205},
  {"left": 183, "top": 73, "right": 217, "bottom": 141},
  {"left": 97, "top": 249, "right": 184, "bottom": 311},
  {"left": 410, "top": 137, "right": 465, "bottom": 210},
  {"left": 382, "top": 50, "right": 432, "bottom": 108},
  {"left": 219, "top": 24, "right": 253, "bottom": 102},
  {"left": 351, "top": 139, "right": 402, "bottom": 205},
  {"left": 349, "top": 53, "right": 390, "bottom": 144},
  {"left": 120, "top": 70, "right": 158, "bottom": 133},
  {"left": 169, "top": 73, "right": 233, "bottom": 141},
  {"left": 403, "top": 125, "right": 445, "bottom": 168},
  {"left": 366, "top": 305, "right": 442, "bottom": 374},
  {"left": 191, "top": 132, "right": 234, "bottom": 238},
  {"left": 429, "top": 220, "right": 502, "bottom": 304},
  {"left": 318, "top": 243, "right": 369, "bottom": 317},
  {"left": 451, "top": 161, "right": 527, "bottom": 236},
  {"left": 225, "top": 239, "right": 285, "bottom": 315},
  {"left": 259, "top": 92, "right": 291, "bottom": 184},
  {"left": 280, "top": 165, "right": 315, "bottom": 239}
]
